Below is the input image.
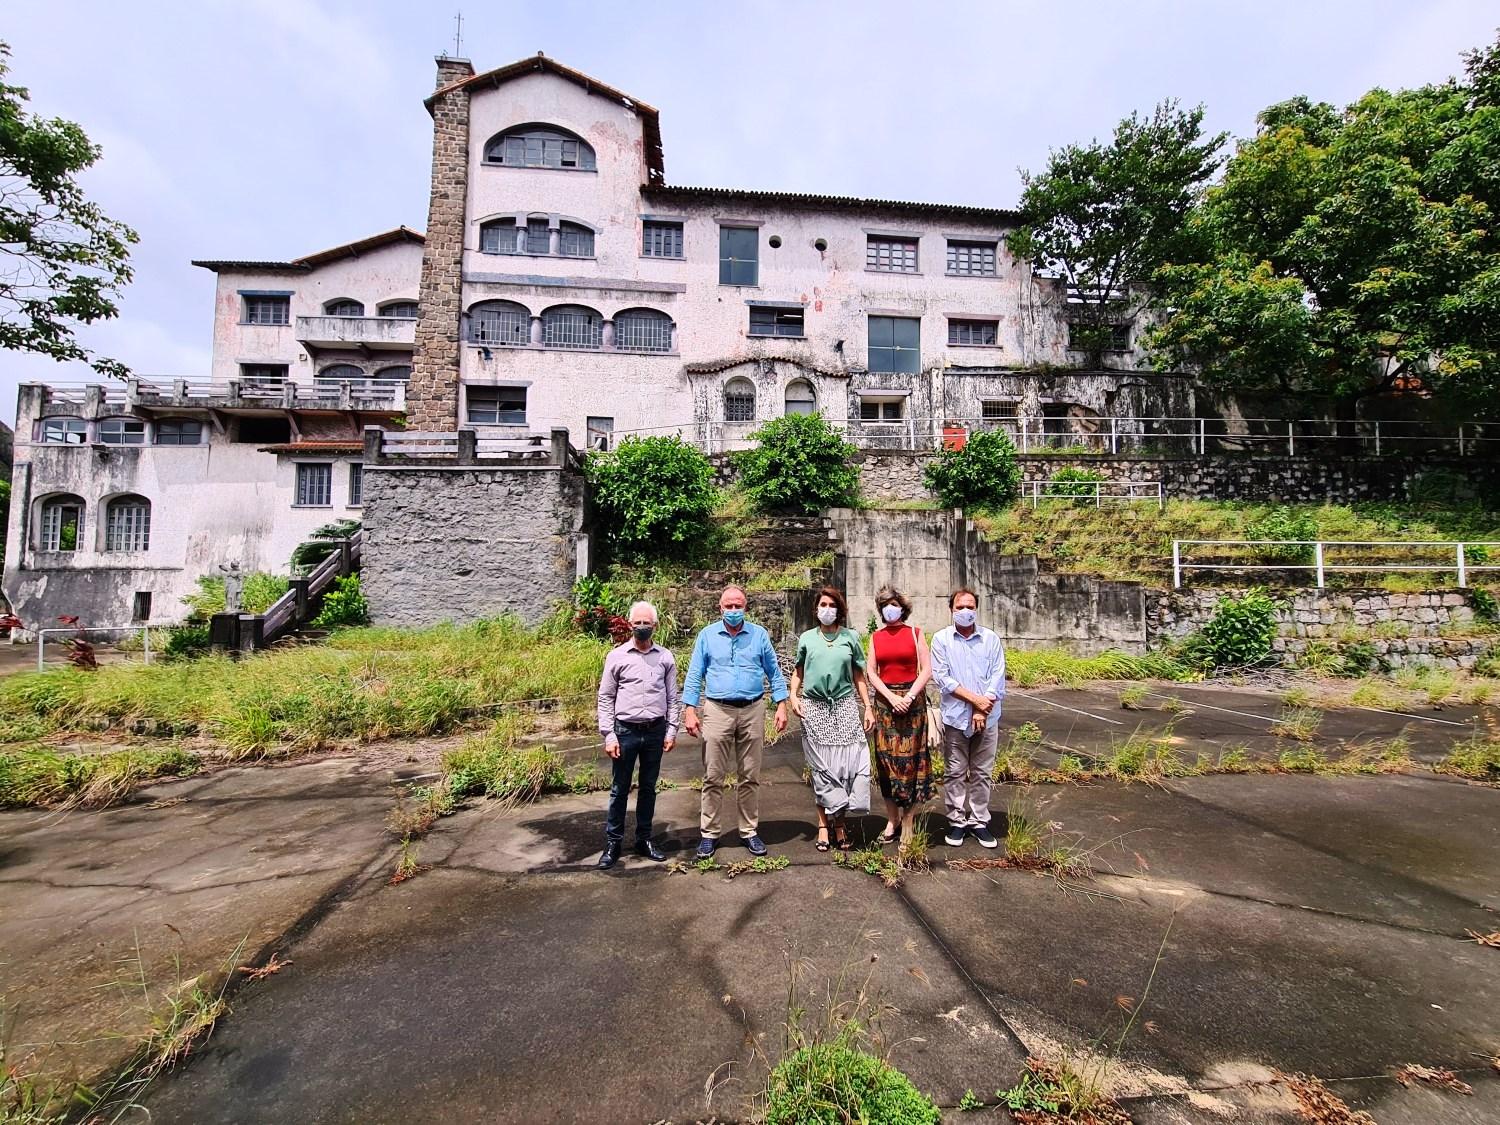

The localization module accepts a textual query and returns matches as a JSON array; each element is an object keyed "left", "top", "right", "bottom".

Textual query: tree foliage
[
  {"left": 735, "top": 412, "right": 860, "bottom": 514},
  {"left": 585, "top": 435, "right": 716, "bottom": 562},
  {"left": 922, "top": 428, "right": 1022, "bottom": 511},
  {"left": 0, "top": 42, "right": 138, "bottom": 377},
  {"left": 1009, "top": 101, "right": 1226, "bottom": 367},
  {"left": 1151, "top": 36, "right": 1500, "bottom": 409}
]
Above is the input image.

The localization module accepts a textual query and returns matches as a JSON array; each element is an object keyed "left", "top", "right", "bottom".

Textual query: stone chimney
[{"left": 408, "top": 56, "right": 475, "bottom": 432}]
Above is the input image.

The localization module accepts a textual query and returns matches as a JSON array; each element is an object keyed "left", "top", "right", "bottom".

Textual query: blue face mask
[{"left": 723, "top": 608, "right": 746, "bottom": 628}]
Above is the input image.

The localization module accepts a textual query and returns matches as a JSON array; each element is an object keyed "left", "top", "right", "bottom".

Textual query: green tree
[
  {"left": 1009, "top": 101, "right": 1226, "bottom": 368},
  {"left": 1151, "top": 36, "right": 1500, "bottom": 412},
  {"left": 922, "top": 428, "right": 1022, "bottom": 511},
  {"left": 736, "top": 412, "right": 860, "bottom": 514},
  {"left": 585, "top": 435, "right": 716, "bottom": 563},
  {"left": 0, "top": 41, "right": 138, "bottom": 378}
]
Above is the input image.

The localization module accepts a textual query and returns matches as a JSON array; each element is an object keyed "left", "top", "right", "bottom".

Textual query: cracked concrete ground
[{"left": 3, "top": 681, "right": 1497, "bottom": 1123}]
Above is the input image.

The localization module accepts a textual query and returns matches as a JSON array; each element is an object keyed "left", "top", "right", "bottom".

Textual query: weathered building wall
[{"left": 360, "top": 462, "right": 586, "bottom": 627}]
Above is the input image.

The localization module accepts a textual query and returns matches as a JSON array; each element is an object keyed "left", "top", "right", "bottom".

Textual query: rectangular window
[
  {"left": 859, "top": 399, "right": 905, "bottom": 422},
  {"left": 867, "top": 315, "right": 920, "bottom": 374},
  {"left": 467, "top": 386, "right": 528, "bottom": 426},
  {"left": 132, "top": 592, "right": 152, "bottom": 623},
  {"left": 748, "top": 306, "right": 805, "bottom": 338},
  {"left": 41, "top": 418, "right": 87, "bottom": 444},
  {"left": 1068, "top": 322, "right": 1132, "bottom": 351},
  {"left": 948, "top": 319, "right": 999, "bottom": 346},
  {"left": 236, "top": 417, "right": 291, "bottom": 444},
  {"left": 155, "top": 419, "right": 204, "bottom": 446},
  {"left": 586, "top": 416, "right": 614, "bottom": 451},
  {"left": 981, "top": 400, "right": 1018, "bottom": 425},
  {"left": 243, "top": 295, "right": 290, "bottom": 325},
  {"left": 99, "top": 418, "right": 147, "bottom": 445},
  {"left": 525, "top": 218, "right": 551, "bottom": 255},
  {"left": 348, "top": 463, "right": 363, "bottom": 507},
  {"left": 295, "top": 464, "right": 332, "bottom": 507},
  {"left": 642, "top": 220, "right": 684, "bottom": 258},
  {"left": 40, "top": 501, "right": 81, "bottom": 552},
  {"left": 105, "top": 501, "right": 151, "bottom": 551},
  {"left": 866, "top": 236, "right": 919, "bottom": 273},
  {"left": 947, "top": 240, "right": 998, "bottom": 277},
  {"left": 719, "top": 226, "right": 758, "bottom": 285}
]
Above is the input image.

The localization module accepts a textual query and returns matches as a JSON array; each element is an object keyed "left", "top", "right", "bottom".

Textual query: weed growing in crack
[
  {"left": 1117, "top": 684, "right": 1148, "bottom": 710},
  {"left": 1273, "top": 706, "right": 1324, "bottom": 742},
  {"left": 667, "top": 855, "right": 789, "bottom": 880},
  {"left": 957, "top": 1087, "right": 985, "bottom": 1111},
  {"left": 1437, "top": 736, "right": 1500, "bottom": 782}
]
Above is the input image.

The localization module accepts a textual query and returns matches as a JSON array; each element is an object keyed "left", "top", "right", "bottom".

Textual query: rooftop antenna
[{"left": 452, "top": 10, "right": 464, "bottom": 57}]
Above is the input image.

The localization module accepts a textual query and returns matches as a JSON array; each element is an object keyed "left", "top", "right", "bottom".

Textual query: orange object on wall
[{"left": 942, "top": 424, "right": 968, "bottom": 450}]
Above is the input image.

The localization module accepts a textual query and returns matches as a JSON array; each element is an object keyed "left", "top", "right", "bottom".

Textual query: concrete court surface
[{"left": 1, "top": 681, "right": 1496, "bottom": 1123}]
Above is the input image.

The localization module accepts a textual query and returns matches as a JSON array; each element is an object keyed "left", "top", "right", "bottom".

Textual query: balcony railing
[
  {"left": 23, "top": 379, "right": 405, "bottom": 416},
  {"left": 294, "top": 315, "right": 415, "bottom": 350}
]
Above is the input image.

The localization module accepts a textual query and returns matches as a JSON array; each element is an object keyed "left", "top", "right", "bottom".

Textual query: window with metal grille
[
  {"left": 981, "top": 400, "right": 1018, "bottom": 425},
  {"left": 719, "top": 227, "right": 758, "bottom": 285},
  {"left": 295, "top": 464, "right": 332, "bottom": 507},
  {"left": 41, "top": 417, "right": 87, "bottom": 444},
  {"left": 542, "top": 305, "right": 603, "bottom": 349},
  {"left": 784, "top": 381, "right": 816, "bottom": 416},
  {"left": 155, "top": 419, "right": 204, "bottom": 446},
  {"left": 642, "top": 221, "right": 684, "bottom": 258},
  {"left": 373, "top": 365, "right": 411, "bottom": 381},
  {"left": 614, "top": 309, "right": 673, "bottom": 352},
  {"left": 480, "top": 219, "right": 520, "bottom": 254},
  {"left": 105, "top": 496, "right": 150, "bottom": 551},
  {"left": 867, "top": 316, "right": 920, "bottom": 373},
  {"left": 243, "top": 295, "right": 290, "bottom": 325},
  {"left": 946, "top": 240, "right": 998, "bottom": 277},
  {"left": 525, "top": 218, "right": 551, "bottom": 255},
  {"left": 866, "top": 236, "right": 918, "bottom": 273},
  {"left": 466, "top": 386, "right": 528, "bottom": 425},
  {"left": 324, "top": 299, "right": 364, "bottom": 317},
  {"left": 558, "top": 222, "right": 594, "bottom": 257},
  {"left": 468, "top": 301, "right": 532, "bottom": 346},
  {"left": 98, "top": 418, "right": 146, "bottom": 445},
  {"left": 316, "top": 364, "right": 363, "bottom": 387},
  {"left": 748, "top": 306, "right": 804, "bottom": 337},
  {"left": 379, "top": 301, "right": 418, "bottom": 318},
  {"left": 723, "top": 378, "right": 756, "bottom": 422},
  {"left": 132, "top": 592, "right": 152, "bottom": 622},
  {"left": 348, "top": 463, "right": 363, "bottom": 506},
  {"left": 948, "top": 319, "right": 998, "bottom": 346},
  {"left": 484, "top": 127, "right": 597, "bottom": 170},
  {"left": 859, "top": 399, "right": 904, "bottom": 422},
  {"left": 1067, "top": 322, "right": 1132, "bottom": 351},
  {"left": 39, "top": 496, "right": 82, "bottom": 551}
]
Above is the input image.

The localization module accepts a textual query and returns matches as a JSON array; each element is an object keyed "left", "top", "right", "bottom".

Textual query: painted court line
[
  {"left": 1345, "top": 705, "right": 1467, "bottom": 727},
  {"left": 1144, "top": 691, "right": 1278, "bottom": 725},
  {"left": 1012, "top": 690, "right": 1126, "bottom": 726},
  {"left": 1151, "top": 689, "right": 1468, "bottom": 729}
]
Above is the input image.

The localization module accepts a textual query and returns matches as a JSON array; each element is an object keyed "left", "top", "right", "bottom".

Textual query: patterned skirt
[
  {"left": 801, "top": 693, "right": 871, "bottom": 816},
  {"left": 872, "top": 683, "right": 933, "bottom": 807}
]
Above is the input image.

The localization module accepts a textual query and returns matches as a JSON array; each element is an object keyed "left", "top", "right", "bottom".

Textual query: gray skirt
[{"left": 801, "top": 693, "right": 871, "bottom": 816}]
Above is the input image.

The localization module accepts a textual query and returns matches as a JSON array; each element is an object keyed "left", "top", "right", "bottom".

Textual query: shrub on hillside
[
  {"left": 1245, "top": 506, "right": 1318, "bottom": 566},
  {"left": 586, "top": 435, "right": 717, "bottom": 563},
  {"left": 923, "top": 428, "right": 1022, "bottom": 511},
  {"left": 735, "top": 413, "right": 860, "bottom": 514},
  {"left": 1047, "top": 465, "right": 1109, "bottom": 502},
  {"left": 311, "top": 574, "right": 370, "bottom": 629},
  {"left": 1184, "top": 587, "right": 1281, "bottom": 670}
]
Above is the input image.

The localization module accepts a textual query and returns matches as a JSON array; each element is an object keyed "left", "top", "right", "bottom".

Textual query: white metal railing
[
  {"left": 1172, "top": 540, "right": 1500, "bottom": 589},
  {"left": 35, "top": 625, "right": 151, "bottom": 671},
  {"left": 1026, "top": 479, "right": 1162, "bottom": 509}
]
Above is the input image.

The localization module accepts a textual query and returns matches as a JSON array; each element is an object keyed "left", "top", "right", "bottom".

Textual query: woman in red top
[{"left": 866, "top": 584, "right": 934, "bottom": 846}]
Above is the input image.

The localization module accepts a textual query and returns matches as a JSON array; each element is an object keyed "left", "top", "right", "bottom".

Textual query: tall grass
[
  {"left": 0, "top": 746, "right": 200, "bottom": 809},
  {"left": 1005, "top": 646, "right": 1195, "bottom": 688}
]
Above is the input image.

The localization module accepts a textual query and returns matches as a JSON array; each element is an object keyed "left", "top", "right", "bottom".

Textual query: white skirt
[{"left": 801, "top": 694, "right": 871, "bottom": 816}]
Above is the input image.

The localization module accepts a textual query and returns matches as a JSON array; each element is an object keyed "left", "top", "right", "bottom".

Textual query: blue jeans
[{"left": 605, "top": 718, "right": 667, "bottom": 845}]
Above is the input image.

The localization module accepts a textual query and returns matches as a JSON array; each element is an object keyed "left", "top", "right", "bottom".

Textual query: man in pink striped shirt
[{"left": 595, "top": 600, "right": 679, "bottom": 870}]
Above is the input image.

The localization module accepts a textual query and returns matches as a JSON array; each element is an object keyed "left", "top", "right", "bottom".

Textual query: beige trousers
[{"left": 699, "top": 697, "right": 765, "bottom": 838}]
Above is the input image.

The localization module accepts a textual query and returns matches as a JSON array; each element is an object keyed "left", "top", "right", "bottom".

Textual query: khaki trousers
[
  {"left": 941, "top": 721, "right": 1000, "bottom": 829},
  {"left": 699, "top": 697, "right": 765, "bottom": 838}
]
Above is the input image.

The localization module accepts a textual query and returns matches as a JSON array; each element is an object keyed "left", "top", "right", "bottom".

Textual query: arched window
[
  {"left": 41, "top": 417, "right": 87, "bottom": 444},
  {"left": 378, "top": 301, "right": 418, "bottom": 319},
  {"left": 324, "top": 299, "right": 364, "bottom": 317},
  {"left": 483, "top": 124, "right": 596, "bottom": 170},
  {"left": 479, "top": 218, "right": 520, "bottom": 255},
  {"left": 317, "top": 363, "right": 364, "bottom": 385},
  {"left": 542, "top": 304, "right": 603, "bottom": 350},
  {"left": 558, "top": 221, "right": 594, "bottom": 258},
  {"left": 614, "top": 308, "right": 673, "bottom": 353},
  {"left": 724, "top": 377, "right": 756, "bottom": 422},
  {"left": 785, "top": 380, "right": 817, "bottom": 416},
  {"left": 39, "top": 495, "right": 84, "bottom": 552},
  {"left": 372, "top": 364, "right": 411, "bottom": 382},
  {"left": 98, "top": 417, "right": 146, "bottom": 445},
  {"left": 467, "top": 300, "right": 531, "bottom": 346},
  {"left": 105, "top": 495, "right": 151, "bottom": 552}
]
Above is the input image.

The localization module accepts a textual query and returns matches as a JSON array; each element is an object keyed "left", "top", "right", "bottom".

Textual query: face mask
[
  {"left": 881, "top": 604, "right": 903, "bottom": 624},
  {"left": 817, "top": 606, "right": 838, "bottom": 627},
  {"left": 953, "top": 608, "right": 977, "bottom": 628},
  {"left": 723, "top": 609, "right": 746, "bottom": 628},
  {"left": 631, "top": 624, "right": 654, "bottom": 643}
]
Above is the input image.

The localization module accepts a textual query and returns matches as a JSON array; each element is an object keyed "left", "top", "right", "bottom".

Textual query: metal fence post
[
  {"left": 1197, "top": 418, "right": 1205, "bottom": 455},
  {"left": 1314, "top": 541, "right": 1325, "bottom": 588},
  {"left": 1172, "top": 541, "right": 1182, "bottom": 589},
  {"left": 37, "top": 631, "right": 44, "bottom": 672},
  {"left": 1109, "top": 417, "right": 1118, "bottom": 456},
  {"left": 1094, "top": 482, "right": 1101, "bottom": 509},
  {"left": 1288, "top": 422, "right": 1295, "bottom": 457},
  {"left": 1457, "top": 543, "right": 1468, "bottom": 588},
  {"left": 1374, "top": 420, "right": 1381, "bottom": 457},
  {"left": 143, "top": 626, "right": 151, "bottom": 665},
  {"left": 1459, "top": 424, "right": 1467, "bottom": 457}
]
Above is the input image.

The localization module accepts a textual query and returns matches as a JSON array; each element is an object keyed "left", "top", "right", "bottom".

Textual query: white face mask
[
  {"left": 817, "top": 606, "right": 838, "bottom": 627},
  {"left": 953, "top": 607, "right": 977, "bottom": 628},
  {"left": 881, "top": 604, "right": 903, "bottom": 624}
]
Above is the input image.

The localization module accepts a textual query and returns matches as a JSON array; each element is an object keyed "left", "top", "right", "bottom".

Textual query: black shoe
[
  {"left": 744, "top": 834, "right": 768, "bottom": 857},
  {"left": 597, "top": 844, "right": 621, "bottom": 870},
  {"left": 636, "top": 839, "right": 666, "bottom": 862},
  {"left": 695, "top": 837, "right": 717, "bottom": 859}
]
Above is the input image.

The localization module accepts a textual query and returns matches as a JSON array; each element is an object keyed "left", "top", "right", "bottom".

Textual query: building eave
[
  {"left": 192, "top": 227, "right": 425, "bottom": 274},
  {"left": 642, "top": 184, "right": 1020, "bottom": 224}
]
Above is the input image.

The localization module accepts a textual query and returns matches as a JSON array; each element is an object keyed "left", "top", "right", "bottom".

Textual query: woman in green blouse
[{"left": 789, "top": 586, "right": 875, "bottom": 851}]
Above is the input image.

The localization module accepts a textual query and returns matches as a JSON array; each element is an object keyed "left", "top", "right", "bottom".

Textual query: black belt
[
  {"left": 708, "top": 696, "right": 762, "bottom": 708},
  {"left": 616, "top": 716, "right": 668, "bottom": 729}
]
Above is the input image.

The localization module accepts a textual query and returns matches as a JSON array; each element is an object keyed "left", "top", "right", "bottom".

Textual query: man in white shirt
[{"left": 928, "top": 588, "right": 1006, "bottom": 848}]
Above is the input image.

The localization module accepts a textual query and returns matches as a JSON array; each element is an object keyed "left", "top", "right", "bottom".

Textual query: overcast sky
[{"left": 2, "top": 0, "right": 1495, "bottom": 425}]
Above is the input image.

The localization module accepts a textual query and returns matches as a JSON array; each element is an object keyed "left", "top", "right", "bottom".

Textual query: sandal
[
  {"left": 834, "top": 822, "right": 852, "bottom": 851},
  {"left": 815, "top": 828, "right": 831, "bottom": 852},
  {"left": 878, "top": 826, "right": 898, "bottom": 846}
]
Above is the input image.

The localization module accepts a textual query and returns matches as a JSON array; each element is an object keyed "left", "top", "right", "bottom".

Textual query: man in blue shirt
[
  {"left": 681, "top": 585, "right": 789, "bottom": 858},
  {"left": 929, "top": 587, "right": 1006, "bottom": 849}
]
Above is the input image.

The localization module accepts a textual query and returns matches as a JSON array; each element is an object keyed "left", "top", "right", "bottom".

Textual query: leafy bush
[
  {"left": 181, "top": 573, "right": 290, "bottom": 621},
  {"left": 765, "top": 1041, "right": 939, "bottom": 1125},
  {"left": 586, "top": 435, "right": 717, "bottom": 563},
  {"left": 571, "top": 577, "right": 630, "bottom": 643},
  {"left": 311, "top": 574, "right": 369, "bottom": 628},
  {"left": 290, "top": 518, "right": 361, "bottom": 573},
  {"left": 922, "top": 428, "right": 1022, "bottom": 511},
  {"left": 1471, "top": 586, "right": 1498, "bottom": 624},
  {"left": 162, "top": 625, "right": 211, "bottom": 661},
  {"left": 1338, "top": 640, "right": 1380, "bottom": 677},
  {"left": 736, "top": 413, "right": 860, "bottom": 514},
  {"left": 1046, "top": 466, "right": 1109, "bottom": 503},
  {"left": 1245, "top": 507, "right": 1318, "bottom": 565},
  {"left": 1193, "top": 588, "right": 1281, "bottom": 669},
  {"left": 1406, "top": 468, "right": 1469, "bottom": 506}
]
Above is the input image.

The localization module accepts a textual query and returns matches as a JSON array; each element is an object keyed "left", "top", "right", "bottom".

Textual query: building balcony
[
  {"left": 19, "top": 379, "right": 405, "bottom": 422},
  {"left": 294, "top": 315, "right": 416, "bottom": 351}
]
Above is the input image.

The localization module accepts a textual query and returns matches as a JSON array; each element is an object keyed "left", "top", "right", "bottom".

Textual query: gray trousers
[{"left": 941, "top": 722, "right": 1000, "bottom": 828}]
